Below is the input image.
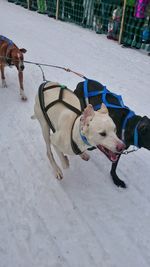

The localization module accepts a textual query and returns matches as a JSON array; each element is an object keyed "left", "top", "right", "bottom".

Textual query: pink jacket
[{"left": 135, "top": 0, "right": 150, "bottom": 18}]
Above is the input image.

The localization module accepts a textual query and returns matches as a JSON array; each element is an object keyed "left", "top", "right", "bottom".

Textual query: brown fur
[{"left": 0, "top": 36, "right": 27, "bottom": 100}]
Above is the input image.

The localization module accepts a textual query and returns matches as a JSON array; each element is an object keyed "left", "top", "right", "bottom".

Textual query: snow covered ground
[{"left": 0, "top": 1, "right": 150, "bottom": 266}]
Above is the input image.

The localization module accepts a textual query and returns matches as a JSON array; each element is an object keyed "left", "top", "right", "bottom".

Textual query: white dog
[{"left": 32, "top": 81, "right": 125, "bottom": 179}]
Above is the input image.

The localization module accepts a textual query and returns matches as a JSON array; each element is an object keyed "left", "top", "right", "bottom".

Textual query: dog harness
[
  {"left": 0, "top": 35, "right": 13, "bottom": 46},
  {"left": 0, "top": 35, "right": 14, "bottom": 65},
  {"left": 38, "top": 82, "right": 92, "bottom": 155},
  {"left": 83, "top": 79, "right": 139, "bottom": 147}
]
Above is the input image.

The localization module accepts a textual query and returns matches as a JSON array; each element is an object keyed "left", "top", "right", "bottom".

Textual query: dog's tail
[{"left": 31, "top": 114, "right": 36, "bottom": 120}]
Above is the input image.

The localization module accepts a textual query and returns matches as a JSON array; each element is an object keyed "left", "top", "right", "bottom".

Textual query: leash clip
[{"left": 122, "top": 146, "right": 139, "bottom": 155}]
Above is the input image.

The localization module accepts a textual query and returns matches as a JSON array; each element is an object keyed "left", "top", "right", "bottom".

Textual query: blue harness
[
  {"left": 0, "top": 35, "right": 14, "bottom": 65},
  {"left": 0, "top": 35, "right": 13, "bottom": 46},
  {"left": 83, "top": 79, "right": 139, "bottom": 147}
]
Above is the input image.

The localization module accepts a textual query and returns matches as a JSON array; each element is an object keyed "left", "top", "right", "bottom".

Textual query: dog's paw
[
  {"left": 55, "top": 168, "right": 63, "bottom": 180},
  {"left": 21, "top": 96, "right": 27, "bottom": 101},
  {"left": 20, "top": 90, "right": 27, "bottom": 101},
  {"left": 2, "top": 80, "right": 7, "bottom": 88},
  {"left": 80, "top": 152, "right": 90, "bottom": 161},
  {"left": 118, "top": 180, "right": 127, "bottom": 188},
  {"left": 111, "top": 171, "right": 127, "bottom": 188},
  {"left": 21, "top": 94, "right": 27, "bottom": 101},
  {"left": 62, "top": 155, "right": 69, "bottom": 169}
]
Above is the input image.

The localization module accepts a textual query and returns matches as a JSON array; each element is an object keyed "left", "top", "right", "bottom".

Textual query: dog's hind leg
[
  {"left": 0, "top": 63, "right": 7, "bottom": 88},
  {"left": 110, "top": 155, "right": 127, "bottom": 188}
]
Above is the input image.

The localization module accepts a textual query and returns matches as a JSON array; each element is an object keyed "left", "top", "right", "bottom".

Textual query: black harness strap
[
  {"left": 45, "top": 85, "right": 82, "bottom": 116},
  {"left": 59, "top": 85, "right": 63, "bottom": 101},
  {"left": 38, "top": 82, "right": 56, "bottom": 133},
  {"left": 43, "top": 84, "right": 62, "bottom": 91},
  {"left": 59, "top": 88, "right": 82, "bottom": 115},
  {"left": 71, "top": 117, "right": 83, "bottom": 155},
  {"left": 61, "top": 101, "right": 82, "bottom": 116},
  {"left": 38, "top": 82, "right": 83, "bottom": 155},
  {"left": 71, "top": 139, "right": 82, "bottom": 155},
  {"left": 45, "top": 100, "right": 60, "bottom": 112}
]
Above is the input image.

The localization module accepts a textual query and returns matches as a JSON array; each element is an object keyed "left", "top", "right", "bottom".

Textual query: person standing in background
[
  {"left": 82, "top": 0, "right": 95, "bottom": 27},
  {"left": 100, "top": 0, "right": 123, "bottom": 33},
  {"left": 37, "top": 0, "right": 47, "bottom": 14},
  {"left": 122, "top": 0, "right": 150, "bottom": 48},
  {"left": 46, "top": 0, "right": 57, "bottom": 18},
  {"left": 134, "top": 0, "right": 150, "bottom": 18},
  {"left": 27, "top": 0, "right": 38, "bottom": 10},
  {"left": 73, "top": 0, "right": 84, "bottom": 23},
  {"left": 107, "top": 5, "right": 122, "bottom": 40}
]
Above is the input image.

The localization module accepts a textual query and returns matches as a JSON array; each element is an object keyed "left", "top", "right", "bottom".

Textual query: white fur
[
  {"left": 2, "top": 79, "right": 7, "bottom": 88},
  {"left": 20, "top": 88, "right": 27, "bottom": 100},
  {"left": 32, "top": 82, "right": 124, "bottom": 179}
]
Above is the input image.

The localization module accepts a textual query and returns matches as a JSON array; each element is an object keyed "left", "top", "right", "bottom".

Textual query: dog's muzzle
[
  {"left": 17, "top": 63, "right": 25, "bottom": 71},
  {"left": 97, "top": 142, "right": 126, "bottom": 162},
  {"left": 20, "top": 65, "right": 25, "bottom": 71}
]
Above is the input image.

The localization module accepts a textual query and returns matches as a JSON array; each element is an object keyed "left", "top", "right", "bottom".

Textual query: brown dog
[{"left": 0, "top": 35, "right": 27, "bottom": 100}]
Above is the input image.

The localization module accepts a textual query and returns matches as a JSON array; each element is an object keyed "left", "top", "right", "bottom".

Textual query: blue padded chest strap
[
  {"left": 122, "top": 110, "right": 135, "bottom": 142},
  {"left": 83, "top": 80, "right": 126, "bottom": 110},
  {"left": 102, "top": 86, "right": 126, "bottom": 109},
  {"left": 122, "top": 110, "right": 139, "bottom": 148},
  {"left": 134, "top": 124, "right": 139, "bottom": 148},
  {"left": 83, "top": 79, "right": 89, "bottom": 105}
]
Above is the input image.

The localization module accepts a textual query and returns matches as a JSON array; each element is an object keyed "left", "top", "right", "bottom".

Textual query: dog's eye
[{"left": 99, "top": 132, "right": 106, "bottom": 137}]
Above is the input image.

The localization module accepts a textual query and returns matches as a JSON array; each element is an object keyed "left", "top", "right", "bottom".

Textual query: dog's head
[
  {"left": 9, "top": 47, "right": 27, "bottom": 71},
  {"left": 80, "top": 104, "right": 125, "bottom": 162},
  {"left": 138, "top": 116, "right": 150, "bottom": 150}
]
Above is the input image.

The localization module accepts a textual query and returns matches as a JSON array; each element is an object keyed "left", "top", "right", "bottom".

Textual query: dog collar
[
  {"left": 80, "top": 131, "right": 92, "bottom": 147},
  {"left": 122, "top": 110, "right": 135, "bottom": 142}
]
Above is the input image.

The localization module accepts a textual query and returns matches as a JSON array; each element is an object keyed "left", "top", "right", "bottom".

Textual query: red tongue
[
  {"left": 109, "top": 151, "right": 118, "bottom": 161},
  {"left": 97, "top": 145, "right": 118, "bottom": 162}
]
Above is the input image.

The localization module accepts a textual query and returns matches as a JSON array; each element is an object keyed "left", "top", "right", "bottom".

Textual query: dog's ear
[
  {"left": 138, "top": 116, "right": 150, "bottom": 149},
  {"left": 80, "top": 104, "right": 95, "bottom": 133},
  {"left": 82, "top": 104, "right": 95, "bottom": 123},
  {"left": 138, "top": 116, "right": 150, "bottom": 135},
  {"left": 98, "top": 103, "right": 108, "bottom": 114},
  {"left": 20, "top": 48, "right": 27, "bottom": 54}
]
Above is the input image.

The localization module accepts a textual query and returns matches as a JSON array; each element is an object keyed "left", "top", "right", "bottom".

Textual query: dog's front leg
[
  {"left": 47, "top": 145, "right": 64, "bottom": 180},
  {"left": 53, "top": 144, "right": 69, "bottom": 169},
  {"left": 39, "top": 119, "right": 63, "bottom": 180},
  {"left": 110, "top": 155, "right": 126, "bottom": 188},
  {"left": 80, "top": 152, "right": 90, "bottom": 161},
  {"left": 50, "top": 131, "right": 70, "bottom": 174},
  {"left": 18, "top": 71, "right": 27, "bottom": 101},
  {"left": 0, "top": 63, "right": 7, "bottom": 88}
]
